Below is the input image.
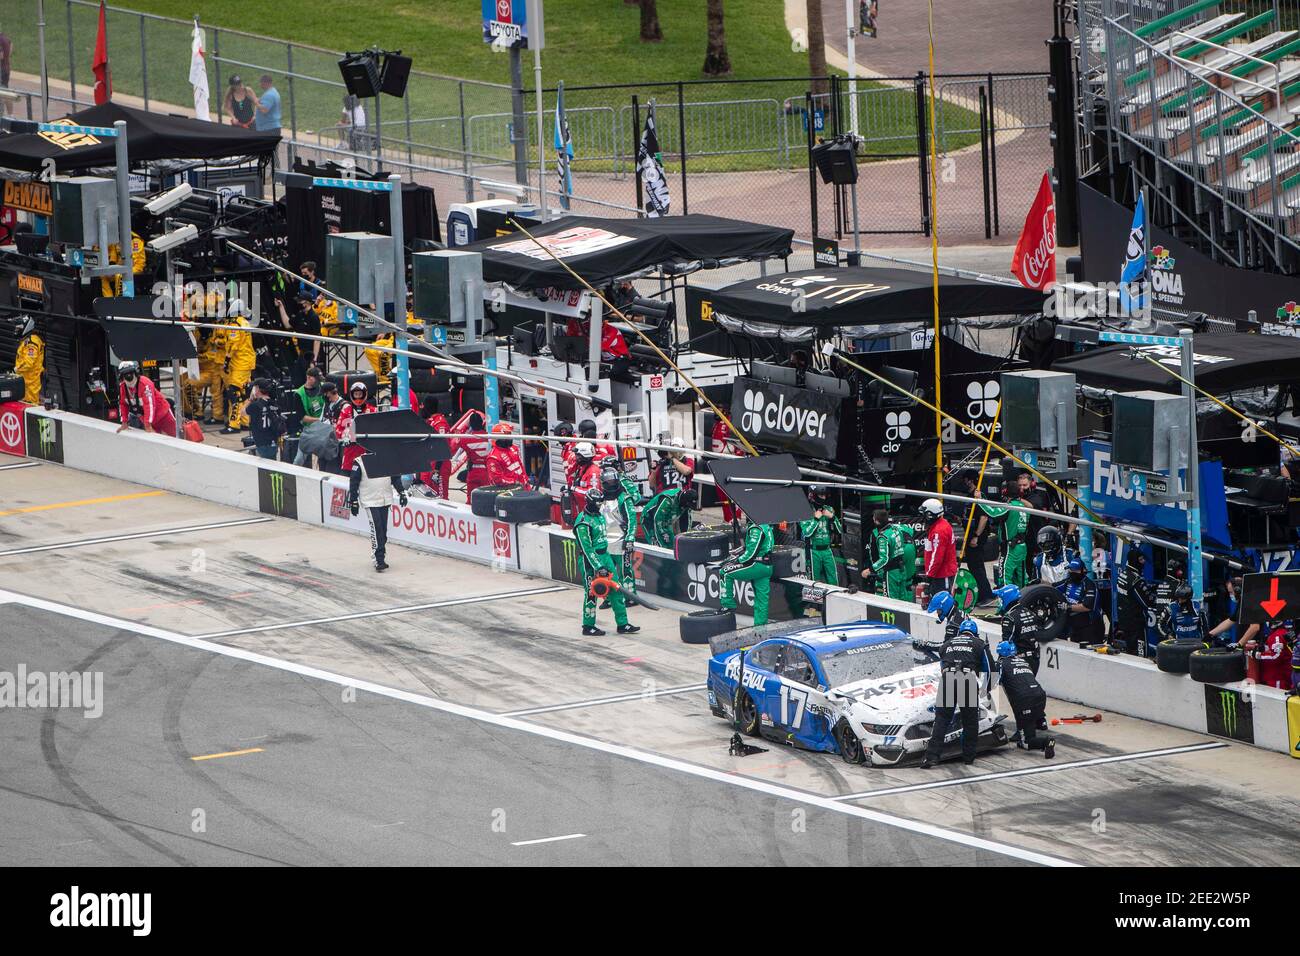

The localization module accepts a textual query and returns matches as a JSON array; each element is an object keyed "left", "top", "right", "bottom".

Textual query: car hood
[{"left": 831, "top": 662, "right": 949, "bottom": 724}]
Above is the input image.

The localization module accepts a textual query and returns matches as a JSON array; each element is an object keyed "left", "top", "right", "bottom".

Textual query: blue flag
[
  {"left": 554, "top": 80, "right": 574, "bottom": 211},
  {"left": 1118, "top": 193, "right": 1148, "bottom": 314}
]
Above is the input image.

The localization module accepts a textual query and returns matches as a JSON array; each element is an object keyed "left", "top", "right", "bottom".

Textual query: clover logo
[
  {"left": 966, "top": 380, "right": 999, "bottom": 420},
  {"left": 686, "top": 562, "right": 708, "bottom": 602},
  {"left": 740, "top": 389, "right": 765, "bottom": 433},
  {"left": 885, "top": 410, "right": 911, "bottom": 441}
]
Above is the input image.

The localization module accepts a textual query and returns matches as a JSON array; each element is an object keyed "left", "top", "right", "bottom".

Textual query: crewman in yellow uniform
[
  {"left": 12, "top": 315, "right": 44, "bottom": 404},
  {"left": 365, "top": 332, "right": 395, "bottom": 398},
  {"left": 98, "top": 233, "right": 147, "bottom": 297},
  {"left": 184, "top": 325, "right": 227, "bottom": 423},
  {"left": 219, "top": 300, "right": 257, "bottom": 433}
]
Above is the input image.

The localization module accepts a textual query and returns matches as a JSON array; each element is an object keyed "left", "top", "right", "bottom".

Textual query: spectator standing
[
  {"left": 244, "top": 379, "right": 283, "bottom": 459},
  {"left": 290, "top": 366, "right": 326, "bottom": 467},
  {"left": 224, "top": 75, "right": 257, "bottom": 129},
  {"left": 115, "top": 361, "right": 176, "bottom": 436},
  {"left": 338, "top": 94, "right": 367, "bottom": 150},
  {"left": 254, "top": 74, "right": 281, "bottom": 131}
]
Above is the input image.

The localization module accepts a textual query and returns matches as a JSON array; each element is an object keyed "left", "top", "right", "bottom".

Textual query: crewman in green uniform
[
  {"left": 864, "top": 508, "right": 917, "bottom": 600},
  {"left": 720, "top": 510, "right": 775, "bottom": 626},
  {"left": 600, "top": 457, "right": 640, "bottom": 605},
  {"left": 980, "top": 485, "right": 1029, "bottom": 588},
  {"left": 573, "top": 487, "right": 640, "bottom": 637},
  {"left": 642, "top": 485, "right": 686, "bottom": 548},
  {"left": 798, "top": 487, "right": 842, "bottom": 585}
]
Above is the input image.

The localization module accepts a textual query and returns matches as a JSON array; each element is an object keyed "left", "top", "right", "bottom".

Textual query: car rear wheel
[
  {"left": 835, "top": 719, "right": 866, "bottom": 765},
  {"left": 734, "top": 688, "right": 761, "bottom": 737}
]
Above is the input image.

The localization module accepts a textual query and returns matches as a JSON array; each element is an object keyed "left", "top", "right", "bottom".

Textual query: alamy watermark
[{"left": 0, "top": 665, "right": 103, "bottom": 718}]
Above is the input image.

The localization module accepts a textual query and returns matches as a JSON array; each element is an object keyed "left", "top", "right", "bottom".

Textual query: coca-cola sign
[{"left": 1011, "top": 173, "right": 1057, "bottom": 292}]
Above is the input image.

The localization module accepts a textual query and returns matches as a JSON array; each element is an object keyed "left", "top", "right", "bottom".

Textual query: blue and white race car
[{"left": 707, "top": 621, "right": 1010, "bottom": 765}]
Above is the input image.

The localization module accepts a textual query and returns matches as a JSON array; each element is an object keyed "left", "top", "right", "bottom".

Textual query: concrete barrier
[{"left": 825, "top": 586, "right": 1295, "bottom": 757}]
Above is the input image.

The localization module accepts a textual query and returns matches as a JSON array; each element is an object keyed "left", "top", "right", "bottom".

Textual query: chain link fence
[{"left": 2, "top": 0, "right": 1050, "bottom": 246}]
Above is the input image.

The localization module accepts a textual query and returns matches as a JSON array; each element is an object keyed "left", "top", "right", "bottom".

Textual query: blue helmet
[
  {"left": 996, "top": 640, "right": 1017, "bottom": 658},
  {"left": 958, "top": 619, "right": 980, "bottom": 637},
  {"left": 994, "top": 584, "right": 1020, "bottom": 611},
  {"left": 927, "top": 590, "right": 956, "bottom": 622}
]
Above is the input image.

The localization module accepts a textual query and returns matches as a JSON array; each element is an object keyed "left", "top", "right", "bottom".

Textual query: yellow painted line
[
  {"left": 0, "top": 490, "right": 165, "bottom": 518},
  {"left": 190, "top": 747, "right": 265, "bottom": 762}
]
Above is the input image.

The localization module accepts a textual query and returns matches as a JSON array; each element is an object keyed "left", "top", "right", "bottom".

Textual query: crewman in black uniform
[
  {"left": 921, "top": 618, "right": 992, "bottom": 768},
  {"left": 996, "top": 641, "right": 1056, "bottom": 759},
  {"left": 994, "top": 583, "right": 1047, "bottom": 675}
]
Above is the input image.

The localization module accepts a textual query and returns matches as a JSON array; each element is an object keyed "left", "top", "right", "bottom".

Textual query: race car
[{"left": 707, "top": 620, "right": 1010, "bottom": 765}]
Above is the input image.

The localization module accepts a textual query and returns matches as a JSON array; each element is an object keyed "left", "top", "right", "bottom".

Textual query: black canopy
[
  {"left": 692, "top": 266, "right": 1045, "bottom": 328},
  {"left": 0, "top": 102, "right": 280, "bottom": 173},
  {"left": 468, "top": 214, "right": 794, "bottom": 289},
  {"left": 1051, "top": 332, "right": 1300, "bottom": 394}
]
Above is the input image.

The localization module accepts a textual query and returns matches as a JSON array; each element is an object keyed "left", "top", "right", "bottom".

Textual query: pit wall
[{"left": 7, "top": 405, "right": 1295, "bottom": 758}]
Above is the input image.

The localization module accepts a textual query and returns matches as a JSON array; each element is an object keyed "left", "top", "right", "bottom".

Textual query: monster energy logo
[
  {"left": 36, "top": 418, "right": 56, "bottom": 460},
  {"left": 1219, "top": 691, "right": 1238, "bottom": 738},
  {"left": 561, "top": 538, "right": 579, "bottom": 580},
  {"left": 268, "top": 472, "right": 287, "bottom": 515}
]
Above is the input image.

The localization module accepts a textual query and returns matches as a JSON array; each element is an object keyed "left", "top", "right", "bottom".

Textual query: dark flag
[{"left": 638, "top": 101, "right": 670, "bottom": 217}]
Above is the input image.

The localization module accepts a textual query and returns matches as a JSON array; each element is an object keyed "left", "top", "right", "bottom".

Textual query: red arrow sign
[{"left": 1261, "top": 578, "right": 1288, "bottom": 619}]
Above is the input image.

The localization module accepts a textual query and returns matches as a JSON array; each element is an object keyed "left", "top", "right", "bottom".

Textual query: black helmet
[
  {"left": 554, "top": 421, "right": 575, "bottom": 438},
  {"left": 1174, "top": 583, "right": 1193, "bottom": 604},
  {"left": 578, "top": 419, "right": 598, "bottom": 439},
  {"left": 117, "top": 360, "right": 140, "bottom": 379},
  {"left": 17, "top": 314, "right": 35, "bottom": 338},
  {"left": 584, "top": 486, "right": 605, "bottom": 513},
  {"left": 1037, "top": 525, "right": 1062, "bottom": 555},
  {"left": 1167, "top": 558, "right": 1186, "bottom": 580}
]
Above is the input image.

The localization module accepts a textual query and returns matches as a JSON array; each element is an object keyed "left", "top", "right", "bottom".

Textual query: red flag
[
  {"left": 1011, "top": 172, "right": 1057, "bottom": 291},
  {"left": 92, "top": 0, "right": 112, "bottom": 105}
]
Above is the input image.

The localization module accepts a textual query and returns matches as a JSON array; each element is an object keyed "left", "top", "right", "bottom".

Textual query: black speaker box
[
  {"left": 812, "top": 139, "right": 858, "bottom": 185},
  {"left": 380, "top": 54, "right": 413, "bottom": 97},
  {"left": 338, "top": 52, "right": 380, "bottom": 99}
]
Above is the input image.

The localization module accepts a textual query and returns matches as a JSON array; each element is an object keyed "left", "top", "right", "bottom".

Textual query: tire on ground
[
  {"left": 674, "top": 529, "right": 730, "bottom": 563},
  {"left": 1188, "top": 646, "right": 1247, "bottom": 683},
  {"left": 1155, "top": 638, "right": 1204, "bottom": 674},
  {"left": 680, "top": 608, "right": 736, "bottom": 645},
  {"left": 471, "top": 483, "right": 521, "bottom": 517},
  {"left": 1016, "top": 583, "right": 1070, "bottom": 643},
  {"left": 494, "top": 489, "right": 551, "bottom": 524}
]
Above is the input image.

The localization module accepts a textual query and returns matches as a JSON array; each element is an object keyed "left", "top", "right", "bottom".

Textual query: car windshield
[{"left": 817, "top": 640, "right": 924, "bottom": 688}]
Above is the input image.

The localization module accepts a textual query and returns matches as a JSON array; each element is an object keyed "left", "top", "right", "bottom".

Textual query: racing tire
[
  {"left": 1017, "top": 583, "right": 1070, "bottom": 644},
  {"left": 1188, "top": 646, "right": 1247, "bottom": 684},
  {"left": 734, "top": 688, "right": 761, "bottom": 737},
  {"left": 680, "top": 608, "right": 735, "bottom": 645},
  {"left": 494, "top": 489, "right": 551, "bottom": 524},
  {"left": 673, "top": 529, "right": 730, "bottom": 564},
  {"left": 835, "top": 718, "right": 867, "bottom": 765},
  {"left": 471, "top": 483, "right": 520, "bottom": 517},
  {"left": 1155, "top": 638, "right": 1204, "bottom": 674}
]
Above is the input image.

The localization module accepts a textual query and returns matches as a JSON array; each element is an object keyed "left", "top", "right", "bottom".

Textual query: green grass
[{"left": 4, "top": 0, "right": 979, "bottom": 174}]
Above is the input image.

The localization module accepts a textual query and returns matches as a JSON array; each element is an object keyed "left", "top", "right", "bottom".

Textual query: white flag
[{"left": 190, "top": 23, "right": 210, "bottom": 121}]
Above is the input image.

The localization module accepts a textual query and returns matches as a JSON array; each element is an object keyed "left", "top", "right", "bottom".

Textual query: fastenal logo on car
[{"left": 50, "top": 886, "right": 151, "bottom": 936}]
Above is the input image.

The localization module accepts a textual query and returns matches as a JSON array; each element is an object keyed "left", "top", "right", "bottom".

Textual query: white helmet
[
  {"left": 226, "top": 298, "right": 249, "bottom": 319},
  {"left": 574, "top": 441, "right": 595, "bottom": 459},
  {"left": 668, "top": 436, "right": 685, "bottom": 449},
  {"left": 919, "top": 498, "right": 944, "bottom": 519}
]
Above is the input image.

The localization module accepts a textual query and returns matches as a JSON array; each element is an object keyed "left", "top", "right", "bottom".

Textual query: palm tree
[
  {"left": 806, "top": 0, "right": 828, "bottom": 96},
  {"left": 703, "top": 0, "right": 732, "bottom": 76},
  {"left": 641, "top": 0, "right": 663, "bottom": 42}
]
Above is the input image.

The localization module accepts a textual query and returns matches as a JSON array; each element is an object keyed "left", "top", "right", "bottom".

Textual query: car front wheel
[{"left": 835, "top": 719, "right": 867, "bottom": 765}]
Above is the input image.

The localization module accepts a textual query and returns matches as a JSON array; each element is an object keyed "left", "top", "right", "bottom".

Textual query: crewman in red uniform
[
  {"left": 486, "top": 421, "right": 531, "bottom": 488},
  {"left": 335, "top": 381, "right": 377, "bottom": 472},
  {"left": 448, "top": 408, "right": 490, "bottom": 501},
  {"left": 711, "top": 417, "right": 742, "bottom": 522},
  {"left": 570, "top": 440, "right": 602, "bottom": 513},
  {"left": 419, "top": 410, "right": 452, "bottom": 498}
]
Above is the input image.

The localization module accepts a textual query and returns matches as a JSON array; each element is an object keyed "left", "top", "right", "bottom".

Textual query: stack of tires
[{"left": 1155, "top": 640, "right": 1247, "bottom": 683}]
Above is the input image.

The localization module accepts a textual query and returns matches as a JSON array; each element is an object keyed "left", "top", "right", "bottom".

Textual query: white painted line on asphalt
[
  {"left": 0, "top": 516, "right": 273, "bottom": 557},
  {"left": 0, "top": 588, "right": 1080, "bottom": 867},
  {"left": 502, "top": 683, "right": 708, "bottom": 717},
  {"left": 195, "top": 586, "right": 569, "bottom": 638},
  {"left": 0, "top": 461, "right": 40, "bottom": 472},
  {"left": 831, "top": 741, "right": 1230, "bottom": 801},
  {"left": 511, "top": 833, "right": 586, "bottom": 847}
]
